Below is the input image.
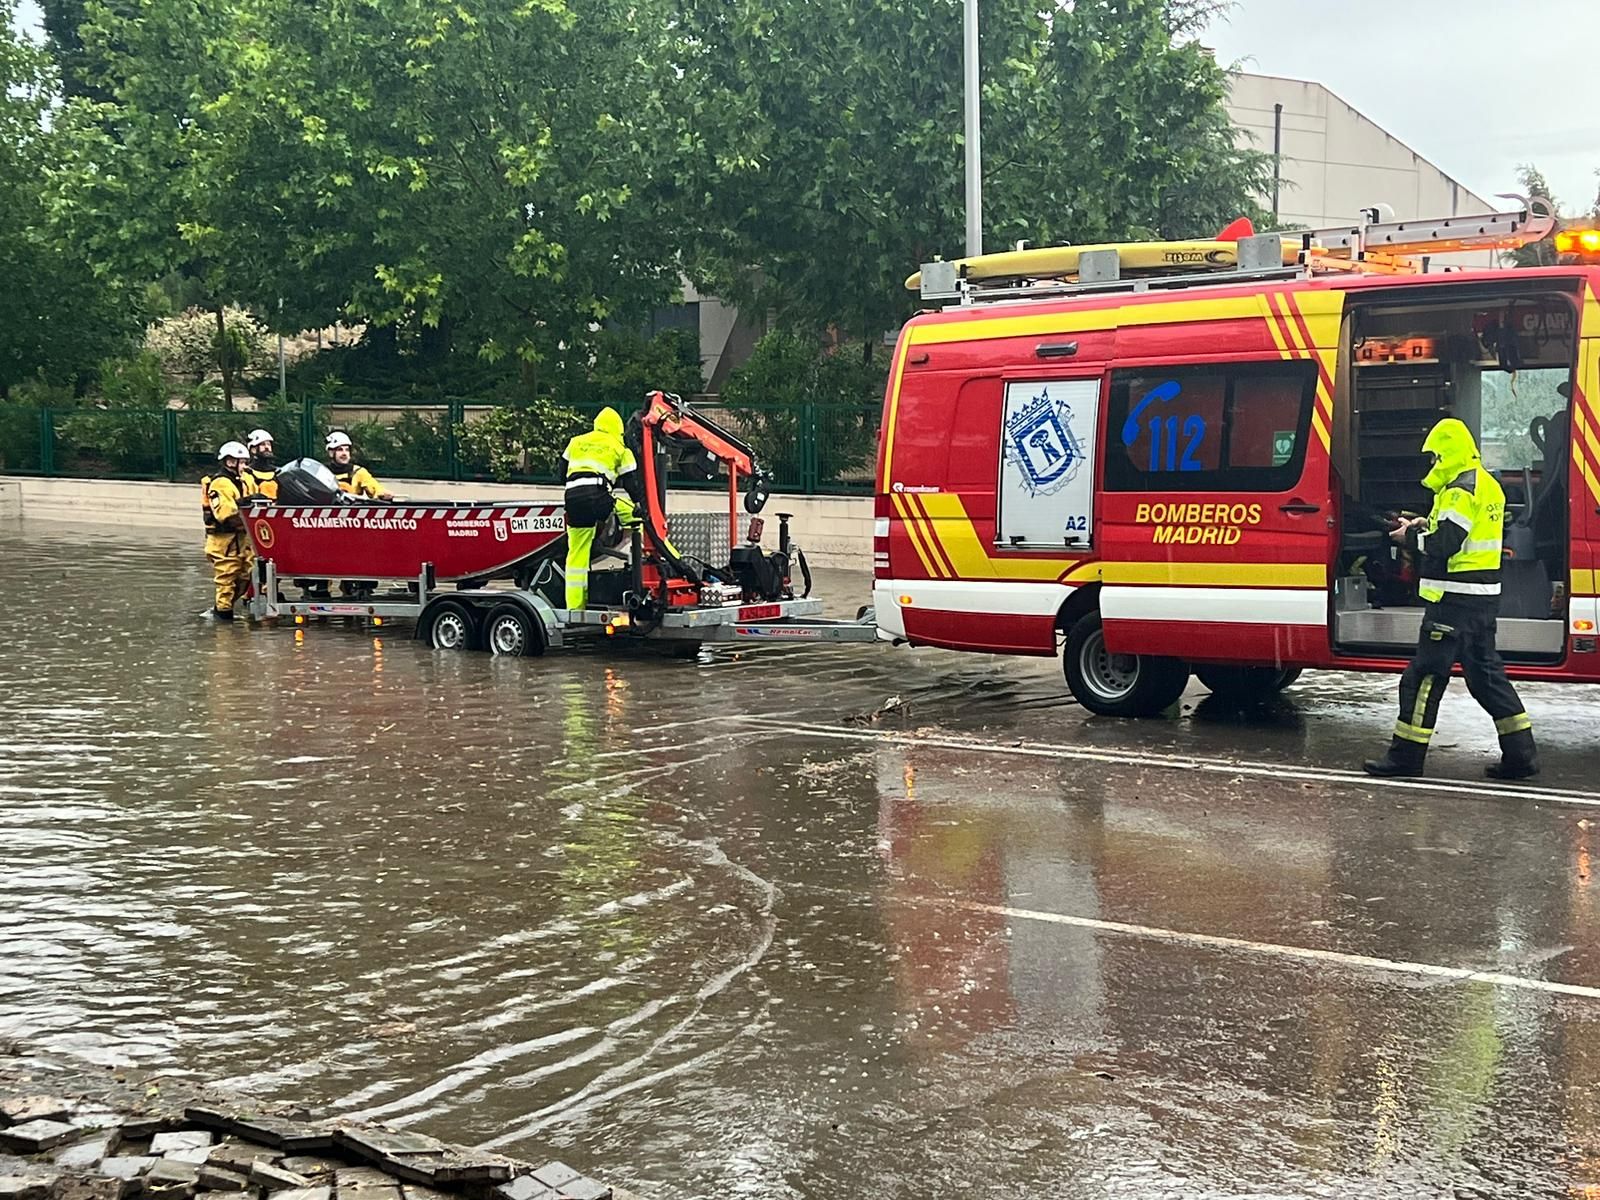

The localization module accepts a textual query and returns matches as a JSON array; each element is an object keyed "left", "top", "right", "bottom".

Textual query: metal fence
[{"left": 0, "top": 396, "right": 883, "bottom": 494}]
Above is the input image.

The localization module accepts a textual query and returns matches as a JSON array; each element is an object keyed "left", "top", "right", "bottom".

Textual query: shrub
[
  {"left": 456, "top": 397, "right": 586, "bottom": 482},
  {"left": 146, "top": 307, "right": 271, "bottom": 384},
  {"left": 720, "top": 331, "right": 885, "bottom": 489}
]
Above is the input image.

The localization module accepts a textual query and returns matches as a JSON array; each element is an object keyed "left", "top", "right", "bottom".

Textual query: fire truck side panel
[
  {"left": 1097, "top": 289, "right": 1345, "bottom": 665},
  {"left": 876, "top": 286, "right": 1345, "bottom": 661}
]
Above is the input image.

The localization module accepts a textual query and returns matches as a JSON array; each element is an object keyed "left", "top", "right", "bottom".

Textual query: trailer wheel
[
  {"left": 1064, "top": 613, "right": 1189, "bottom": 718},
  {"left": 1194, "top": 665, "right": 1302, "bottom": 699},
  {"left": 425, "top": 600, "right": 478, "bottom": 652},
  {"left": 485, "top": 604, "right": 543, "bottom": 658}
]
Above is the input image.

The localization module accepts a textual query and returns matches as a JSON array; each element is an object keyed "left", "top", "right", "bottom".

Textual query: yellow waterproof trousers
[
  {"left": 565, "top": 496, "right": 636, "bottom": 610},
  {"left": 206, "top": 531, "right": 251, "bottom": 612}
]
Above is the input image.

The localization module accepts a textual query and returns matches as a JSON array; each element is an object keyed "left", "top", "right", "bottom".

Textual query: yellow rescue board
[{"left": 904, "top": 237, "right": 1303, "bottom": 291}]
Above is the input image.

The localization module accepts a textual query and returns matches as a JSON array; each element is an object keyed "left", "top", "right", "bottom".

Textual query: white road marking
[
  {"left": 739, "top": 718, "right": 1600, "bottom": 809},
  {"left": 907, "top": 894, "right": 1600, "bottom": 1002}
]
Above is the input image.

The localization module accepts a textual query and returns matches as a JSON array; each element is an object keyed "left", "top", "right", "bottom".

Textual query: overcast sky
[
  {"left": 12, "top": 0, "right": 1596, "bottom": 214},
  {"left": 1205, "top": 0, "right": 1597, "bottom": 214}
]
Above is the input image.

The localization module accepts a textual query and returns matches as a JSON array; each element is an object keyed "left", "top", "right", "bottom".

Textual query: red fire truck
[{"left": 873, "top": 199, "right": 1600, "bottom": 715}]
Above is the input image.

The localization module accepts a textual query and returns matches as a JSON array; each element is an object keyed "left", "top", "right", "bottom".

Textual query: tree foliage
[
  {"left": 16, "top": 0, "right": 1270, "bottom": 400},
  {"left": 0, "top": 6, "right": 142, "bottom": 395}
]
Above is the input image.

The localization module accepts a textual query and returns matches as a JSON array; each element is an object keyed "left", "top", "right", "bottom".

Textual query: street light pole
[{"left": 963, "top": 0, "right": 981, "bottom": 258}]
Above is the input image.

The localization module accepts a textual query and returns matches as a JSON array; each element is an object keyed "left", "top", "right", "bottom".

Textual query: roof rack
[{"left": 918, "top": 195, "right": 1557, "bottom": 306}]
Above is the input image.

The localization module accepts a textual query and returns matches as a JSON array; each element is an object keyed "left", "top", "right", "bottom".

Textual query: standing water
[{"left": 3, "top": 521, "right": 1600, "bottom": 1198}]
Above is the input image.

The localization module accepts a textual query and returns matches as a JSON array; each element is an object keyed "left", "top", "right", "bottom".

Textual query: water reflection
[{"left": 3, "top": 523, "right": 1600, "bottom": 1197}]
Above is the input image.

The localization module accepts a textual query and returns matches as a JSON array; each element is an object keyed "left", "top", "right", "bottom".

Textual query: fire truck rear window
[{"left": 1104, "top": 361, "right": 1316, "bottom": 492}]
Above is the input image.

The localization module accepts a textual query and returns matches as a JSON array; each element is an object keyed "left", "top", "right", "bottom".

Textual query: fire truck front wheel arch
[{"left": 1062, "top": 612, "right": 1190, "bottom": 718}]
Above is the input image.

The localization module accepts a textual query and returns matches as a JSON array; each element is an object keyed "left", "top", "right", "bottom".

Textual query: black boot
[
  {"left": 1364, "top": 736, "right": 1427, "bottom": 778},
  {"left": 1486, "top": 729, "right": 1539, "bottom": 780}
]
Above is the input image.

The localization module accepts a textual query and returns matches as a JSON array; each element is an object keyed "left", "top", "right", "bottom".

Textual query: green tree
[
  {"left": 1507, "top": 163, "right": 1600, "bottom": 268},
  {"left": 677, "top": 0, "right": 1268, "bottom": 349},
  {"left": 0, "top": 6, "right": 142, "bottom": 395}
]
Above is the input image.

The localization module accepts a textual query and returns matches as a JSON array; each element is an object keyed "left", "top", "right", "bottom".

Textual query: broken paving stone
[
  {"left": 274, "top": 1160, "right": 337, "bottom": 1180},
  {"left": 528, "top": 1167, "right": 579, "bottom": 1192},
  {"left": 202, "top": 1144, "right": 273, "bottom": 1175},
  {"left": 65, "top": 1117, "right": 119, "bottom": 1135},
  {"left": 1, "top": 1124, "right": 81, "bottom": 1154},
  {"left": 552, "top": 1180, "right": 608, "bottom": 1200},
  {"left": 0, "top": 1175, "right": 59, "bottom": 1200},
  {"left": 49, "top": 1178, "right": 122, "bottom": 1200},
  {"left": 95, "top": 1160, "right": 152, "bottom": 1183},
  {"left": 148, "top": 1136, "right": 211, "bottom": 1157},
  {"left": 271, "top": 1189, "right": 331, "bottom": 1200},
  {"left": 329, "top": 1172, "right": 388, "bottom": 1191},
  {"left": 184, "top": 1115, "right": 329, "bottom": 1156},
  {"left": 53, "top": 1134, "right": 119, "bottom": 1172},
  {"left": 399, "top": 1186, "right": 450, "bottom": 1200},
  {"left": 249, "top": 1163, "right": 310, "bottom": 1192},
  {"left": 194, "top": 1166, "right": 248, "bottom": 1193},
  {"left": 493, "top": 1178, "right": 554, "bottom": 1200},
  {"left": 335, "top": 1131, "right": 445, "bottom": 1161},
  {"left": 142, "top": 1160, "right": 200, "bottom": 1194},
  {"left": 1, "top": 1100, "right": 71, "bottom": 1128},
  {"left": 159, "top": 1150, "right": 211, "bottom": 1167}
]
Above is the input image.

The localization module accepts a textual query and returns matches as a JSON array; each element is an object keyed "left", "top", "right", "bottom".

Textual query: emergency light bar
[{"left": 1556, "top": 227, "right": 1600, "bottom": 259}]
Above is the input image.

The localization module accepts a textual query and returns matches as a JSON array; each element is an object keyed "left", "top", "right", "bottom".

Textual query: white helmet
[
  {"left": 246, "top": 428, "right": 273, "bottom": 449},
  {"left": 325, "top": 430, "right": 353, "bottom": 451},
  {"left": 217, "top": 440, "right": 249, "bottom": 462}
]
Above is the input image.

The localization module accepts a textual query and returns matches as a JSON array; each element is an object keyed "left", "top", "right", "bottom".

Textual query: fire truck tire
[
  {"left": 484, "top": 604, "right": 544, "bottom": 658},
  {"left": 424, "top": 600, "right": 480, "bottom": 652},
  {"left": 1063, "top": 614, "right": 1189, "bottom": 717},
  {"left": 1194, "top": 665, "right": 1302, "bottom": 698}
]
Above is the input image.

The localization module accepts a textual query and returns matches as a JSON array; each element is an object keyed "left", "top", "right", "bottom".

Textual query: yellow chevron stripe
[
  {"left": 907, "top": 493, "right": 958, "bottom": 577},
  {"left": 1312, "top": 409, "right": 1331, "bottom": 452},
  {"left": 1258, "top": 294, "right": 1293, "bottom": 359},
  {"left": 905, "top": 296, "right": 1266, "bottom": 349},
  {"left": 1273, "top": 293, "right": 1309, "bottom": 354},
  {"left": 917, "top": 493, "right": 1080, "bottom": 581},
  {"left": 891, "top": 492, "right": 944, "bottom": 579}
]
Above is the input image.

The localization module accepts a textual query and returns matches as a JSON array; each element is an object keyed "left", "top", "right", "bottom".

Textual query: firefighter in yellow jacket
[
  {"left": 326, "top": 430, "right": 394, "bottom": 499},
  {"left": 203, "top": 441, "right": 252, "bottom": 622},
  {"left": 1364, "top": 418, "right": 1538, "bottom": 780},
  {"left": 562, "top": 407, "right": 645, "bottom": 610},
  {"left": 242, "top": 428, "right": 278, "bottom": 500}
]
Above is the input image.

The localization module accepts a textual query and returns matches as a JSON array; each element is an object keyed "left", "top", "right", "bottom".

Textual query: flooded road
[{"left": 4, "top": 520, "right": 1600, "bottom": 1198}]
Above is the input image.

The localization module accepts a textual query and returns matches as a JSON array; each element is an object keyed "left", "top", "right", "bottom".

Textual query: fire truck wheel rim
[
  {"left": 1079, "top": 630, "right": 1140, "bottom": 701},
  {"left": 489, "top": 614, "right": 526, "bottom": 656},
  {"left": 432, "top": 611, "right": 469, "bottom": 649}
]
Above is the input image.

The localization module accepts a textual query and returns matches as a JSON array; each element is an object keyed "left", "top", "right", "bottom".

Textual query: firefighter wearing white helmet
[
  {"left": 325, "top": 430, "right": 392, "bottom": 500},
  {"left": 202, "top": 441, "right": 251, "bottom": 621},
  {"left": 242, "top": 428, "right": 278, "bottom": 500}
]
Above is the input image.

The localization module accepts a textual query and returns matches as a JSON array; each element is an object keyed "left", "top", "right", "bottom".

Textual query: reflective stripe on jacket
[{"left": 1416, "top": 467, "right": 1505, "bottom": 601}]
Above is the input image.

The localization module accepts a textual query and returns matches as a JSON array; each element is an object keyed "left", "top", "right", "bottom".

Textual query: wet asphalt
[{"left": 2, "top": 519, "right": 1599, "bottom": 1199}]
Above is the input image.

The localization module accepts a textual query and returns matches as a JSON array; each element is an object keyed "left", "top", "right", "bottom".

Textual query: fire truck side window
[{"left": 1104, "top": 361, "right": 1317, "bottom": 492}]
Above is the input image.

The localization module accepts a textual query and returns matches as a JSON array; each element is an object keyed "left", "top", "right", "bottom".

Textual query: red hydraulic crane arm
[{"left": 633, "top": 392, "right": 769, "bottom": 576}]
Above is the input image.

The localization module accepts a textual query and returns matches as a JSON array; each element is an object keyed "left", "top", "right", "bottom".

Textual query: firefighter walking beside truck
[{"left": 1362, "top": 418, "right": 1538, "bottom": 779}]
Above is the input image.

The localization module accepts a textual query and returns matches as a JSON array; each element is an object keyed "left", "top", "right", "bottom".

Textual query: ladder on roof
[{"left": 919, "top": 195, "right": 1558, "bottom": 306}]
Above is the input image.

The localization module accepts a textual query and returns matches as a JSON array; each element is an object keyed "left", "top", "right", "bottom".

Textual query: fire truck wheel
[
  {"left": 1193, "top": 665, "right": 1302, "bottom": 698},
  {"left": 425, "top": 600, "right": 479, "bottom": 652},
  {"left": 1064, "top": 613, "right": 1189, "bottom": 718},
  {"left": 485, "top": 604, "right": 543, "bottom": 658}
]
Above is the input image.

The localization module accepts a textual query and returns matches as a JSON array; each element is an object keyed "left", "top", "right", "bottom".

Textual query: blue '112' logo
[{"left": 1122, "top": 380, "right": 1205, "bottom": 471}]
